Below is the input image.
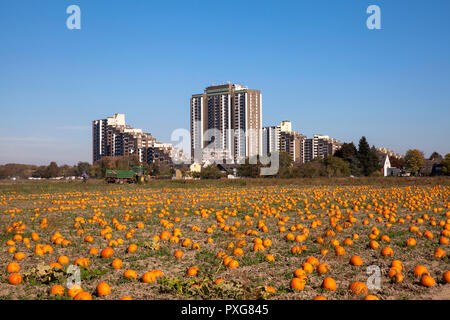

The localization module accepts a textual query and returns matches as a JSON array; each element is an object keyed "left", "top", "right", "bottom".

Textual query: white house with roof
[{"left": 382, "top": 154, "right": 391, "bottom": 176}]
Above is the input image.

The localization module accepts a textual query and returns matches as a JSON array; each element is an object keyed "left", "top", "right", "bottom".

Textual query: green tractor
[{"left": 105, "top": 166, "right": 150, "bottom": 184}]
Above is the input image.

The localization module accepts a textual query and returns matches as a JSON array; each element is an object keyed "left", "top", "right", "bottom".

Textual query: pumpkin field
[{"left": 0, "top": 179, "right": 449, "bottom": 300}]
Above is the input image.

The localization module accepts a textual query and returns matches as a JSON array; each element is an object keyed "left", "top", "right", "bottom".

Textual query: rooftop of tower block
[{"left": 192, "top": 84, "right": 251, "bottom": 97}]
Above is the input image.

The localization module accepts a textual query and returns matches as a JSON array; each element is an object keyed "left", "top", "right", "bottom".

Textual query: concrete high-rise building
[
  {"left": 302, "top": 139, "right": 313, "bottom": 163},
  {"left": 280, "top": 131, "right": 306, "bottom": 163},
  {"left": 262, "top": 125, "right": 281, "bottom": 157},
  {"left": 92, "top": 113, "right": 157, "bottom": 164},
  {"left": 280, "top": 120, "right": 292, "bottom": 133},
  {"left": 262, "top": 121, "right": 342, "bottom": 164},
  {"left": 93, "top": 114, "right": 126, "bottom": 162},
  {"left": 190, "top": 84, "right": 262, "bottom": 163},
  {"left": 302, "top": 134, "right": 342, "bottom": 162},
  {"left": 262, "top": 121, "right": 305, "bottom": 162}
]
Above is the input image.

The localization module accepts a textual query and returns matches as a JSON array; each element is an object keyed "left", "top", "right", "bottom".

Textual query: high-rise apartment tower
[{"left": 190, "top": 84, "right": 262, "bottom": 163}]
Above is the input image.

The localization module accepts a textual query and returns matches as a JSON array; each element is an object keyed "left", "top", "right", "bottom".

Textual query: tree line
[
  {"left": 237, "top": 136, "right": 450, "bottom": 178},
  {"left": 1, "top": 136, "right": 449, "bottom": 179},
  {"left": 0, "top": 155, "right": 179, "bottom": 179},
  {"left": 0, "top": 162, "right": 91, "bottom": 179}
]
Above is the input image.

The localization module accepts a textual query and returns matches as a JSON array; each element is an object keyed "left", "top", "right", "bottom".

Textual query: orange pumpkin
[
  {"left": 124, "top": 269, "right": 138, "bottom": 279},
  {"left": 302, "top": 262, "right": 314, "bottom": 274},
  {"left": 74, "top": 291, "right": 92, "bottom": 300},
  {"left": 111, "top": 258, "right": 123, "bottom": 269},
  {"left": 265, "top": 254, "right": 275, "bottom": 262},
  {"left": 174, "top": 250, "right": 184, "bottom": 258},
  {"left": 434, "top": 248, "right": 446, "bottom": 258},
  {"left": 306, "top": 256, "right": 319, "bottom": 267},
  {"left": 142, "top": 271, "right": 157, "bottom": 283},
  {"left": 393, "top": 273, "right": 404, "bottom": 283},
  {"left": 414, "top": 265, "right": 429, "bottom": 277},
  {"left": 49, "top": 262, "right": 62, "bottom": 270},
  {"left": 263, "top": 239, "right": 272, "bottom": 247},
  {"left": 388, "top": 267, "right": 402, "bottom": 278},
  {"left": 100, "top": 247, "right": 114, "bottom": 258},
  {"left": 349, "top": 256, "right": 363, "bottom": 266},
  {"left": 364, "top": 295, "right": 379, "bottom": 300},
  {"left": 420, "top": 275, "right": 436, "bottom": 287},
  {"left": 439, "top": 236, "right": 449, "bottom": 245},
  {"left": 343, "top": 238, "right": 354, "bottom": 246},
  {"left": 316, "top": 263, "right": 330, "bottom": 275},
  {"left": 391, "top": 260, "right": 404, "bottom": 271},
  {"left": 50, "top": 285, "right": 65, "bottom": 296},
  {"left": 349, "top": 281, "right": 368, "bottom": 295},
  {"left": 67, "top": 285, "right": 83, "bottom": 298},
  {"left": 443, "top": 271, "right": 450, "bottom": 283},
  {"left": 290, "top": 277, "right": 306, "bottom": 291},
  {"left": 322, "top": 277, "right": 337, "bottom": 291},
  {"left": 294, "top": 268, "right": 307, "bottom": 278},
  {"left": 233, "top": 248, "right": 244, "bottom": 256},
  {"left": 187, "top": 267, "right": 199, "bottom": 276},
  {"left": 127, "top": 244, "right": 138, "bottom": 253},
  {"left": 6, "top": 262, "right": 20, "bottom": 273},
  {"left": 335, "top": 246, "right": 346, "bottom": 256},
  {"left": 152, "top": 269, "right": 164, "bottom": 278},
  {"left": 381, "top": 247, "right": 393, "bottom": 257},
  {"left": 13, "top": 252, "right": 25, "bottom": 260},
  {"left": 369, "top": 241, "right": 379, "bottom": 249},
  {"left": 264, "top": 285, "right": 276, "bottom": 294},
  {"left": 8, "top": 273, "right": 22, "bottom": 285},
  {"left": 228, "top": 260, "right": 239, "bottom": 269},
  {"left": 406, "top": 238, "right": 416, "bottom": 246},
  {"left": 96, "top": 282, "right": 111, "bottom": 296}
]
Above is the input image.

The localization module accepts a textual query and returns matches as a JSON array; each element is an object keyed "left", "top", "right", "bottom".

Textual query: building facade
[
  {"left": 262, "top": 121, "right": 305, "bottom": 163},
  {"left": 93, "top": 113, "right": 126, "bottom": 163},
  {"left": 302, "top": 134, "right": 342, "bottom": 163},
  {"left": 190, "top": 84, "right": 262, "bottom": 163},
  {"left": 279, "top": 120, "right": 292, "bottom": 133},
  {"left": 280, "top": 130, "right": 306, "bottom": 163},
  {"left": 261, "top": 120, "right": 343, "bottom": 165},
  {"left": 376, "top": 147, "right": 402, "bottom": 159},
  {"left": 262, "top": 125, "right": 281, "bottom": 157},
  {"left": 93, "top": 114, "right": 182, "bottom": 166}
]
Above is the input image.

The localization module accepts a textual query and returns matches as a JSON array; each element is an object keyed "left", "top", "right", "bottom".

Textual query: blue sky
[{"left": 1, "top": 0, "right": 449, "bottom": 165}]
